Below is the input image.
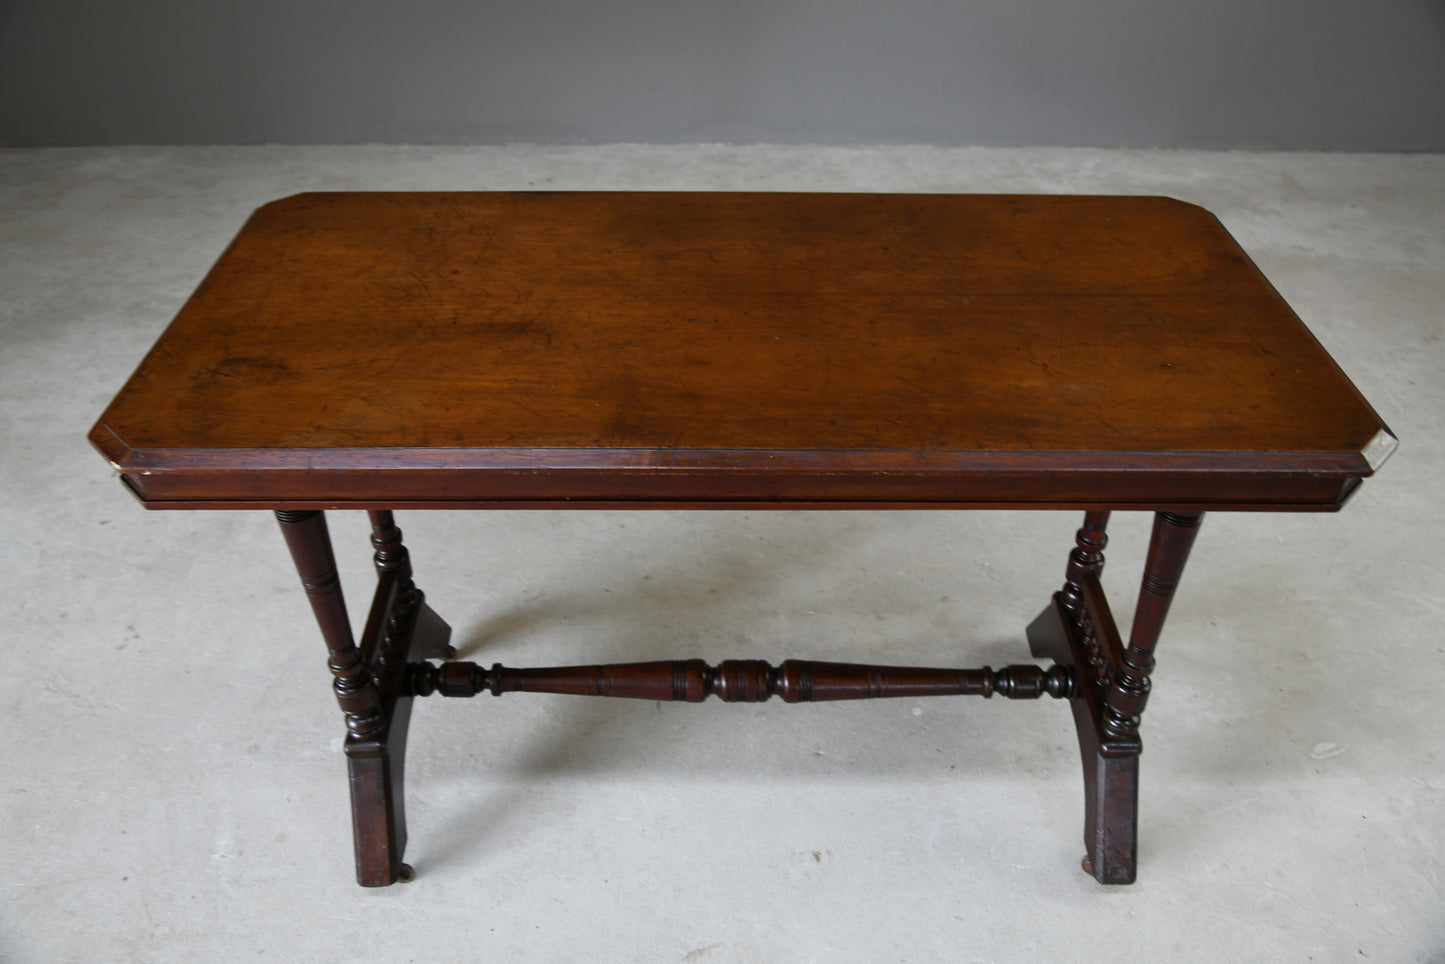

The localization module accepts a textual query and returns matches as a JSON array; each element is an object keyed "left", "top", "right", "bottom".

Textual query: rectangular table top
[{"left": 90, "top": 191, "right": 1393, "bottom": 510}]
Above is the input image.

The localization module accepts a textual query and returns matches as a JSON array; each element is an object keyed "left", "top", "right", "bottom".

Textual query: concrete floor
[{"left": 1, "top": 145, "right": 1441, "bottom": 962}]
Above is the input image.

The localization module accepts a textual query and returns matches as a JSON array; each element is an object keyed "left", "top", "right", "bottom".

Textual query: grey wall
[{"left": 3, "top": 0, "right": 1444, "bottom": 149}]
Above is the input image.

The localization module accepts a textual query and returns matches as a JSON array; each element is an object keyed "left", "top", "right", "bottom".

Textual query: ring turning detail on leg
[{"left": 90, "top": 192, "right": 1394, "bottom": 886}]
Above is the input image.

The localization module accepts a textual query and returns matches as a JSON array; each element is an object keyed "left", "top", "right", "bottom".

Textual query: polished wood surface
[
  {"left": 89, "top": 193, "right": 1395, "bottom": 887},
  {"left": 90, "top": 192, "right": 1391, "bottom": 509},
  {"left": 277, "top": 509, "right": 453, "bottom": 885},
  {"left": 407, "top": 657, "right": 1076, "bottom": 702}
]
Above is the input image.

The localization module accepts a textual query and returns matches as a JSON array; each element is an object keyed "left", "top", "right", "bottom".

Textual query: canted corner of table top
[{"left": 90, "top": 191, "right": 1394, "bottom": 512}]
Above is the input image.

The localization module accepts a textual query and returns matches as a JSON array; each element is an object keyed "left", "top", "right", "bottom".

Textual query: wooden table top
[{"left": 90, "top": 191, "right": 1393, "bottom": 510}]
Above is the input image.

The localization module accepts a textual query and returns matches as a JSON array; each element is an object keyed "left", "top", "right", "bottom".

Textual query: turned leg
[
  {"left": 277, "top": 509, "right": 451, "bottom": 887},
  {"left": 1027, "top": 510, "right": 1202, "bottom": 884},
  {"left": 368, "top": 510, "right": 454, "bottom": 663},
  {"left": 1027, "top": 511, "right": 1127, "bottom": 880},
  {"left": 275, "top": 510, "right": 383, "bottom": 741},
  {"left": 1089, "top": 511, "right": 1202, "bottom": 882},
  {"left": 1103, "top": 512, "right": 1203, "bottom": 745}
]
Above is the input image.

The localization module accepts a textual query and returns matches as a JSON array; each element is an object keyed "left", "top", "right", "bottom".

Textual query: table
[{"left": 89, "top": 192, "right": 1395, "bottom": 886}]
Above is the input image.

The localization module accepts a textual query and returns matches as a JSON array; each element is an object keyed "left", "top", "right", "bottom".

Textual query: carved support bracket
[
  {"left": 407, "top": 658, "right": 1075, "bottom": 703},
  {"left": 368, "top": 510, "right": 416, "bottom": 605},
  {"left": 1060, "top": 510, "right": 1111, "bottom": 690}
]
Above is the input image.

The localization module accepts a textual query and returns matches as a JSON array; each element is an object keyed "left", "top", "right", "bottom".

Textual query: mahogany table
[{"left": 90, "top": 192, "right": 1394, "bottom": 887}]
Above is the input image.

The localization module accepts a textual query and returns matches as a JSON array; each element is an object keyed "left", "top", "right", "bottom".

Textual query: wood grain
[{"left": 90, "top": 192, "right": 1392, "bottom": 508}]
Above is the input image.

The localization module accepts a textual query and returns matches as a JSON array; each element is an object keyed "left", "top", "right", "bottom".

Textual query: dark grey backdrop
[{"left": 3, "top": 0, "right": 1443, "bottom": 149}]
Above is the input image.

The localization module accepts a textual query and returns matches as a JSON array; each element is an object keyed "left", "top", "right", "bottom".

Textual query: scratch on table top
[{"left": 1072, "top": 402, "right": 1141, "bottom": 444}]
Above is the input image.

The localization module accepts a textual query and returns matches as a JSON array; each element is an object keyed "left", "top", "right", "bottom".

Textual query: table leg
[
  {"left": 276, "top": 509, "right": 452, "bottom": 886},
  {"left": 276, "top": 506, "right": 1200, "bottom": 886},
  {"left": 1104, "top": 512, "right": 1203, "bottom": 745},
  {"left": 1028, "top": 510, "right": 1202, "bottom": 884},
  {"left": 274, "top": 510, "right": 382, "bottom": 741}
]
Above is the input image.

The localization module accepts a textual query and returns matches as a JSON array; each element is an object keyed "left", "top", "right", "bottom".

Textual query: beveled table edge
[{"left": 91, "top": 423, "right": 1385, "bottom": 512}]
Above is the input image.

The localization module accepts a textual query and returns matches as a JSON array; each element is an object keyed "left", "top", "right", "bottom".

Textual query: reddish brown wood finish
[
  {"left": 90, "top": 192, "right": 1391, "bottom": 510},
  {"left": 408, "top": 659, "right": 1076, "bottom": 702},
  {"left": 1026, "top": 510, "right": 1205, "bottom": 884},
  {"left": 1103, "top": 512, "right": 1204, "bottom": 744},
  {"left": 1059, "top": 511, "right": 1112, "bottom": 689},
  {"left": 277, "top": 508, "right": 452, "bottom": 886},
  {"left": 275, "top": 510, "right": 382, "bottom": 740},
  {"left": 90, "top": 193, "right": 1396, "bottom": 889}
]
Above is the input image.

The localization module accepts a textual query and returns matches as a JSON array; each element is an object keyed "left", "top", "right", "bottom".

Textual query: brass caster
[
  {"left": 397, "top": 863, "right": 415, "bottom": 883},
  {"left": 1081, "top": 855, "right": 1094, "bottom": 877}
]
